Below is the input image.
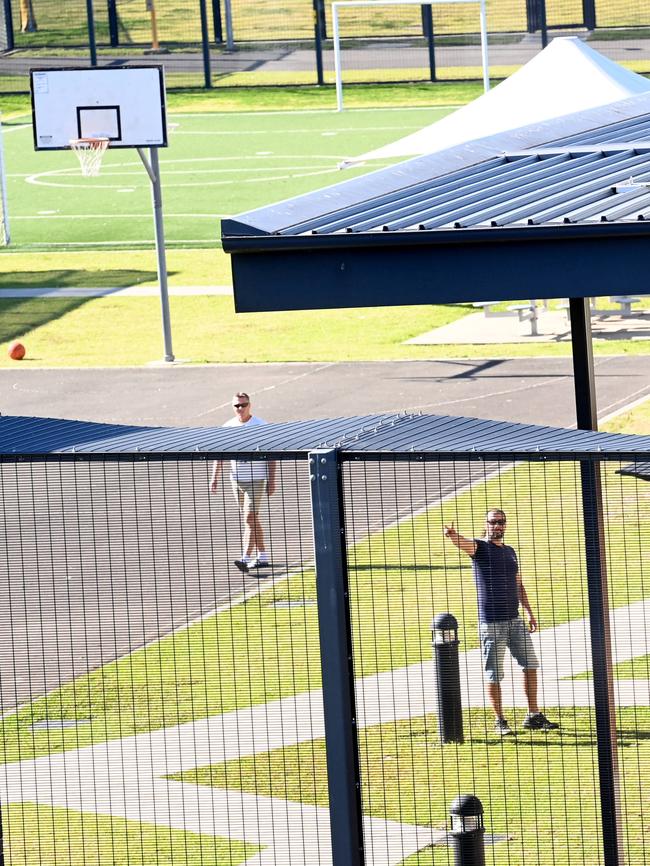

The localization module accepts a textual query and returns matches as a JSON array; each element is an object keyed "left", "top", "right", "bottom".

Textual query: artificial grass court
[
  {"left": 0, "top": 104, "right": 451, "bottom": 248},
  {"left": 2, "top": 458, "right": 648, "bottom": 863}
]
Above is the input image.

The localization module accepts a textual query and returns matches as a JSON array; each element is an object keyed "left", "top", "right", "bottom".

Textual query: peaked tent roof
[{"left": 346, "top": 37, "right": 650, "bottom": 165}]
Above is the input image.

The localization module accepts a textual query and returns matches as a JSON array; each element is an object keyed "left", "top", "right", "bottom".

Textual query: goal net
[{"left": 331, "top": 0, "right": 489, "bottom": 110}]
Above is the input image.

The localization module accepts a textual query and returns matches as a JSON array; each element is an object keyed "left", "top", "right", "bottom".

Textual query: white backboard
[{"left": 30, "top": 66, "right": 167, "bottom": 150}]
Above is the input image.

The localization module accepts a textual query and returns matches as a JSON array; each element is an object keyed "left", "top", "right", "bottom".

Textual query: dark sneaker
[
  {"left": 255, "top": 557, "right": 271, "bottom": 568},
  {"left": 494, "top": 717, "right": 514, "bottom": 736},
  {"left": 233, "top": 558, "right": 249, "bottom": 574},
  {"left": 523, "top": 712, "right": 559, "bottom": 731}
]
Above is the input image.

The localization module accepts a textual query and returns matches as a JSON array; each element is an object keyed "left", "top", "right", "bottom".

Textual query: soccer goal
[{"left": 332, "top": 0, "right": 489, "bottom": 111}]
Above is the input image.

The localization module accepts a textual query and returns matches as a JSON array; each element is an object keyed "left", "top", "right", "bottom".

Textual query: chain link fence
[{"left": 0, "top": 0, "right": 649, "bottom": 93}]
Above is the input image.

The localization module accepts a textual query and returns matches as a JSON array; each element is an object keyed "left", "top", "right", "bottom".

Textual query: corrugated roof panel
[
  {"left": 2, "top": 414, "right": 648, "bottom": 457},
  {"left": 554, "top": 114, "right": 650, "bottom": 147}
]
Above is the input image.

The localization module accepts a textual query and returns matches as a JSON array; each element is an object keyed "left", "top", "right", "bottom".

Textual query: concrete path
[{"left": 2, "top": 599, "right": 649, "bottom": 864}]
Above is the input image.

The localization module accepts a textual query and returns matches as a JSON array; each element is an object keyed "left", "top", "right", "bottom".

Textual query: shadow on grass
[
  {"left": 0, "top": 269, "right": 161, "bottom": 291},
  {"left": 0, "top": 296, "right": 89, "bottom": 343}
]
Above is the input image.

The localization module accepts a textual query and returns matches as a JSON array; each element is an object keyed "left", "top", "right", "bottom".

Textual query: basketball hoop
[{"left": 70, "top": 137, "right": 109, "bottom": 177}]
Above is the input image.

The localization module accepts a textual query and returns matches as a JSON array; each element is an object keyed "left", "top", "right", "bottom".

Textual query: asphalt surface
[
  {"left": 2, "top": 355, "right": 648, "bottom": 428},
  {"left": 1, "top": 355, "right": 648, "bottom": 713}
]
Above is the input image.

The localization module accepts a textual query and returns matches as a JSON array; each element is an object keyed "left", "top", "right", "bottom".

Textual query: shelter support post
[
  {"left": 581, "top": 459, "right": 624, "bottom": 866},
  {"left": 309, "top": 449, "right": 365, "bottom": 866},
  {"left": 569, "top": 297, "right": 597, "bottom": 431},
  {"left": 138, "top": 147, "right": 174, "bottom": 362}
]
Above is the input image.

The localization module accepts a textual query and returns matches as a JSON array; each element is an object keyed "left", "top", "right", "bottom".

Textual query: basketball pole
[{"left": 138, "top": 146, "right": 175, "bottom": 363}]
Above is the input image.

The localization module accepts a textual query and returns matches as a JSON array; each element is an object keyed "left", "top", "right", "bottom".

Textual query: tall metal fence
[
  {"left": 1, "top": 0, "right": 650, "bottom": 92},
  {"left": 1, "top": 413, "right": 649, "bottom": 865}
]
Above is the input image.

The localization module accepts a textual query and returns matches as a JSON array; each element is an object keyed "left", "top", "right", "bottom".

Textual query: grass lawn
[
  {"left": 601, "top": 396, "right": 650, "bottom": 436},
  {"left": 4, "top": 802, "right": 257, "bottom": 866},
  {"left": 1, "top": 450, "right": 647, "bottom": 861},
  {"left": 176, "top": 706, "right": 650, "bottom": 865},
  {"left": 3, "top": 459, "right": 646, "bottom": 762}
]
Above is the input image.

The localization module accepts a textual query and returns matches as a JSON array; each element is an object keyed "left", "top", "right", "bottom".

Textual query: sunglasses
[
  {"left": 233, "top": 402, "right": 249, "bottom": 409},
  {"left": 487, "top": 519, "right": 506, "bottom": 525}
]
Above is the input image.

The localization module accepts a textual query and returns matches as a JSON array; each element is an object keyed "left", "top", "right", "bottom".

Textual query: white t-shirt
[{"left": 223, "top": 415, "right": 268, "bottom": 481}]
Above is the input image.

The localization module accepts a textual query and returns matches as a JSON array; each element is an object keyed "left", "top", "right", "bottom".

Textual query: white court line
[
  {"left": 172, "top": 124, "right": 424, "bottom": 135},
  {"left": 11, "top": 213, "right": 231, "bottom": 220},
  {"left": 26, "top": 166, "right": 342, "bottom": 189}
]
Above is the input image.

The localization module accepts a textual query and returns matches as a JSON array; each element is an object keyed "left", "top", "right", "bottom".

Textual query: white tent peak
[{"left": 345, "top": 37, "right": 650, "bottom": 165}]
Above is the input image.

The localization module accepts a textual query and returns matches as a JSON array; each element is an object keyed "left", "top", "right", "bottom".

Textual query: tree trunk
[{"left": 20, "top": 0, "right": 37, "bottom": 32}]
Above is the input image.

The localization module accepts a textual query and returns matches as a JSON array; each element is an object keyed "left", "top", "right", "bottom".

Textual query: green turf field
[{"left": 1, "top": 105, "right": 450, "bottom": 249}]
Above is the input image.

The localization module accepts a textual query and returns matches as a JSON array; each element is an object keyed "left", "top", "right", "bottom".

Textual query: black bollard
[
  {"left": 431, "top": 612, "right": 463, "bottom": 743},
  {"left": 450, "top": 794, "right": 485, "bottom": 866}
]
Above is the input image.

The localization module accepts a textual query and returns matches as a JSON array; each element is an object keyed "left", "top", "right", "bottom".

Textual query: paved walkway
[
  {"left": 2, "top": 599, "right": 649, "bottom": 864},
  {"left": 408, "top": 308, "right": 650, "bottom": 345}
]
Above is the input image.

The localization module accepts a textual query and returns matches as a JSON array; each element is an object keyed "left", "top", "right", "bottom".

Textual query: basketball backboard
[{"left": 30, "top": 65, "right": 167, "bottom": 150}]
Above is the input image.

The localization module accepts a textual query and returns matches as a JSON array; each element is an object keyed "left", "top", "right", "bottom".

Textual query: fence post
[
  {"left": 212, "top": 0, "right": 223, "bottom": 43},
  {"left": 313, "top": 0, "right": 325, "bottom": 85},
  {"left": 309, "top": 448, "right": 365, "bottom": 866},
  {"left": 580, "top": 459, "right": 624, "bottom": 866},
  {"left": 525, "top": 0, "right": 538, "bottom": 32},
  {"left": 198, "top": 0, "right": 212, "bottom": 88},
  {"left": 107, "top": 0, "right": 119, "bottom": 46},
  {"left": 538, "top": 0, "right": 547, "bottom": 49},
  {"left": 421, "top": 4, "right": 436, "bottom": 82},
  {"left": 86, "top": 0, "right": 97, "bottom": 65},
  {"left": 0, "top": 0, "right": 14, "bottom": 52},
  {"left": 582, "top": 0, "right": 596, "bottom": 30}
]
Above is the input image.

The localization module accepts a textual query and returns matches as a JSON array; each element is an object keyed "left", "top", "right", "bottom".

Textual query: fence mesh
[
  {"left": 0, "top": 452, "right": 648, "bottom": 863},
  {"left": 2, "top": 0, "right": 650, "bottom": 91}
]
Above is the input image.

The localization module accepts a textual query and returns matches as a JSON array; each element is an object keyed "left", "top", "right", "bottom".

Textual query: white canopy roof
[{"left": 347, "top": 37, "right": 650, "bottom": 165}]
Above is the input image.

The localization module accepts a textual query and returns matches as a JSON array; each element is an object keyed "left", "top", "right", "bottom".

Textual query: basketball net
[{"left": 70, "top": 137, "right": 109, "bottom": 177}]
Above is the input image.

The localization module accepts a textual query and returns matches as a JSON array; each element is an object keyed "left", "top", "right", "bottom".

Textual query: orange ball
[{"left": 8, "top": 341, "right": 25, "bottom": 361}]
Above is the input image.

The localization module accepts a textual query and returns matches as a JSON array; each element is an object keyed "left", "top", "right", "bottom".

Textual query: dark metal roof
[
  {"left": 221, "top": 92, "right": 650, "bottom": 313},
  {"left": 618, "top": 461, "right": 650, "bottom": 480},
  {"left": 1, "top": 414, "right": 648, "bottom": 458}
]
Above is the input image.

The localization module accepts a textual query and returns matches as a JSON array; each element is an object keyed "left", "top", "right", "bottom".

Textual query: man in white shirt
[{"left": 210, "top": 392, "right": 276, "bottom": 574}]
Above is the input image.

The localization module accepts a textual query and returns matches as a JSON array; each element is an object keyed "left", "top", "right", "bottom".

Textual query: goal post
[
  {"left": 0, "top": 115, "right": 9, "bottom": 245},
  {"left": 332, "top": 0, "right": 490, "bottom": 111}
]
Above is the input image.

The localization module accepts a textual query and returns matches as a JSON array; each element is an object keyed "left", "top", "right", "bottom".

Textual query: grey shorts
[
  {"left": 480, "top": 617, "right": 539, "bottom": 683},
  {"left": 231, "top": 478, "right": 267, "bottom": 515}
]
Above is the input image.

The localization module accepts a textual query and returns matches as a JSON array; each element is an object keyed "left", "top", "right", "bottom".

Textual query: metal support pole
[
  {"left": 212, "top": 0, "right": 223, "bottom": 43},
  {"left": 432, "top": 613, "right": 463, "bottom": 743},
  {"left": 107, "top": 0, "right": 119, "bottom": 46},
  {"left": 581, "top": 459, "right": 623, "bottom": 866},
  {"left": 199, "top": 0, "right": 212, "bottom": 88},
  {"left": 569, "top": 297, "right": 598, "bottom": 431},
  {"left": 422, "top": 4, "right": 436, "bottom": 82},
  {"left": 313, "top": 0, "right": 325, "bottom": 86},
  {"left": 450, "top": 795, "right": 485, "bottom": 866},
  {"left": 86, "top": 0, "right": 97, "bottom": 66},
  {"left": 139, "top": 147, "right": 174, "bottom": 362},
  {"left": 479, "top": 0, "right": 489, "bottom": 92},
  {"left": 224, "top": 0, "right": 234, "bottom": 51},
  {"left": 309, "top": 448, "right": 365, "bottom": 866},
  {"left": 333, "top": 4, "right": 344, "bottom": 111}
]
